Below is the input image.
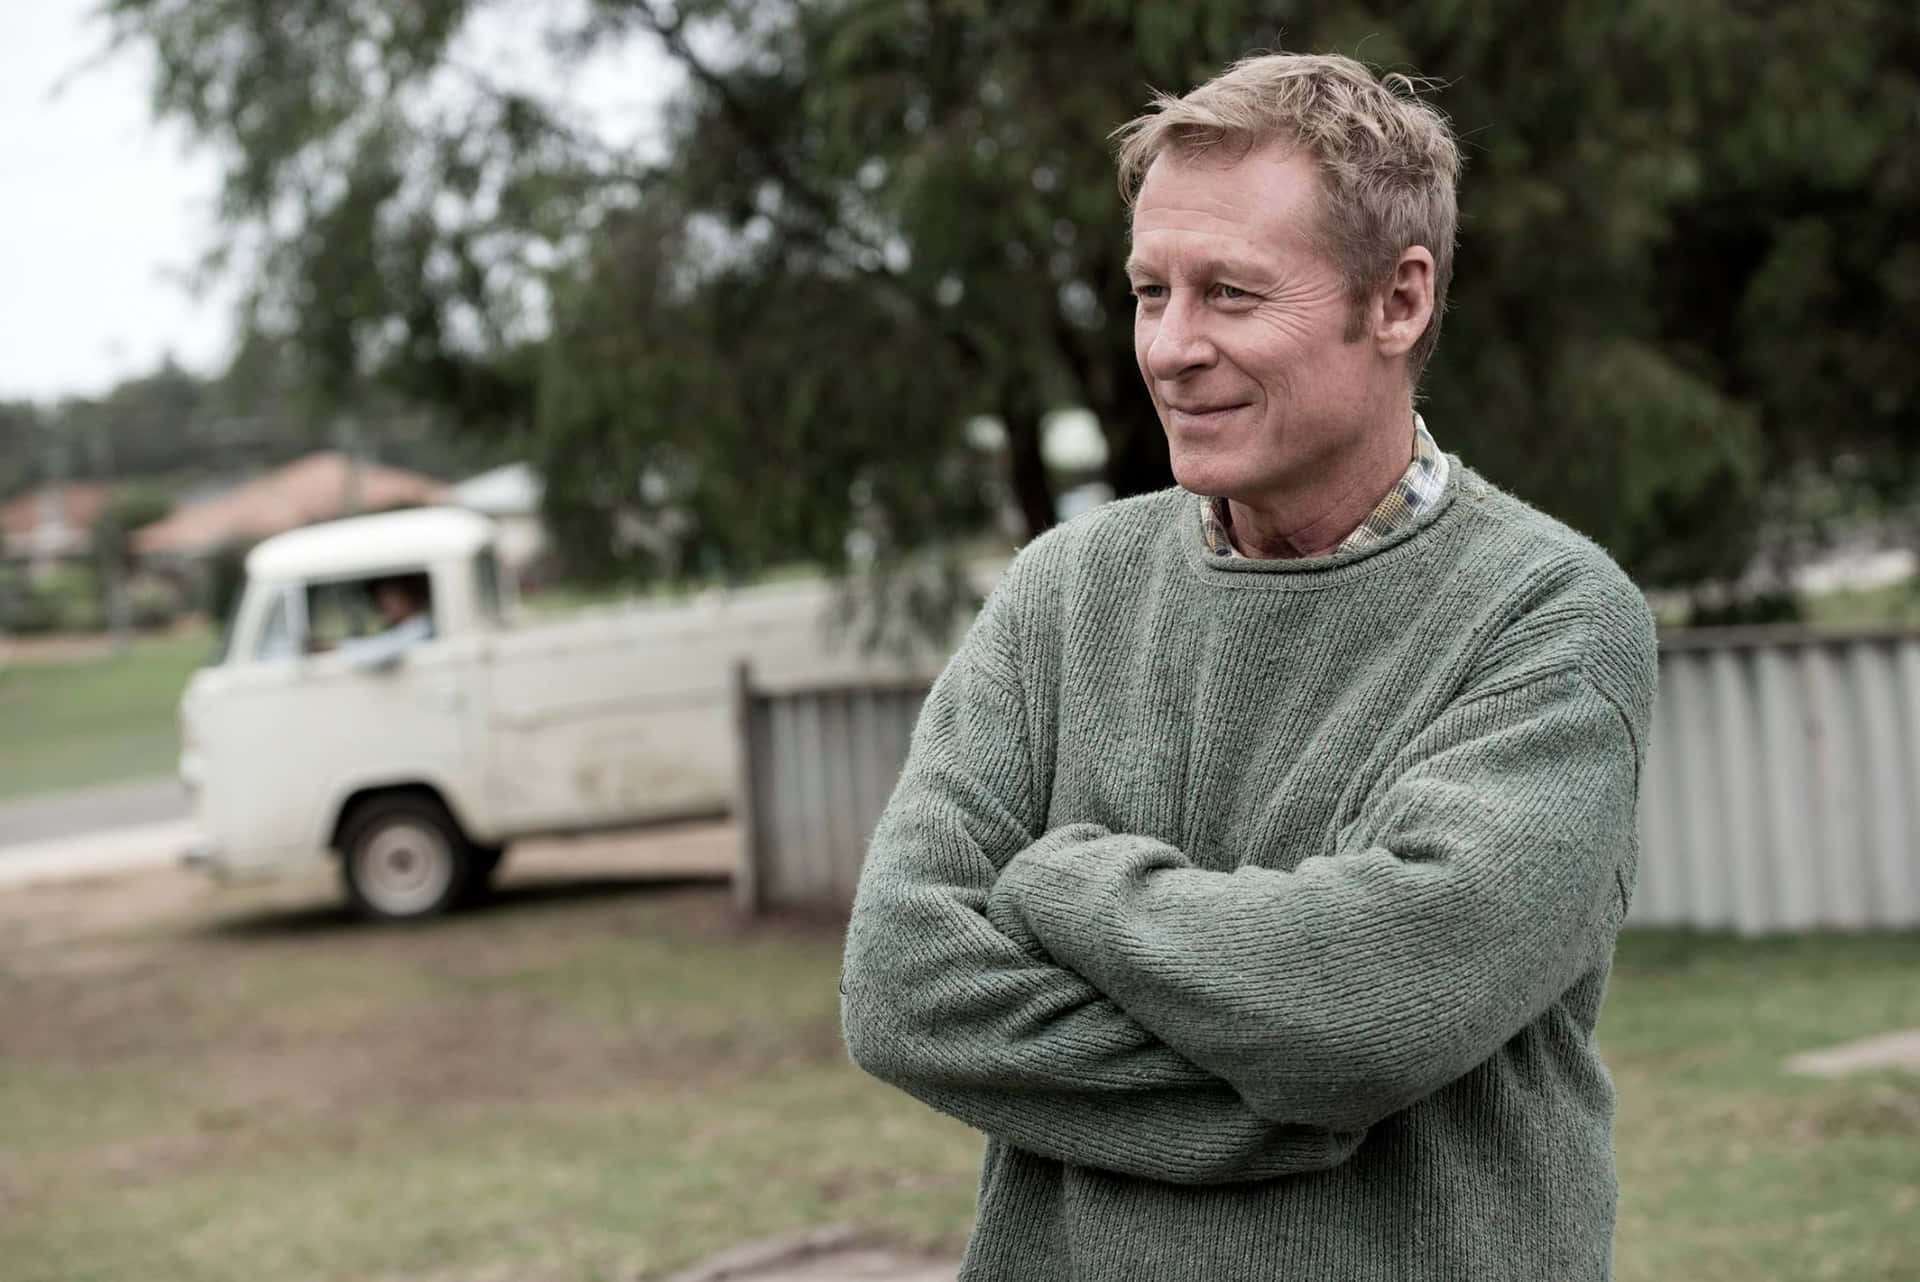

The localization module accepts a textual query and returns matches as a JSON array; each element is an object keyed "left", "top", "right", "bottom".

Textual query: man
[
  {"left": 840, "top": 51, "right": 1658, "bottom": 1281},
  {"left": 339, "top": 572, "right": 435, "bottom": 671}
]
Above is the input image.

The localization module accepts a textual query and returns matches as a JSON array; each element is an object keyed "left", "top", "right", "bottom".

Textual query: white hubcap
[{"left": 356, "top": 820, "right": 453, "bottom": 916}]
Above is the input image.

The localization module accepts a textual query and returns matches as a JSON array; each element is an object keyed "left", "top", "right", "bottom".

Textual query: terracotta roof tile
[{"left": 132, "top": 452, "right": 447, "bottom": 557}]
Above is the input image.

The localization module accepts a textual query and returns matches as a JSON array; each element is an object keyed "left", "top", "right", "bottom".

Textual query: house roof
[
  {"left": 0, "top": 482, "right": 113, "bottom": 557},
  {"left": 132, "top": 451, "right": 448, "bottom": 557}
]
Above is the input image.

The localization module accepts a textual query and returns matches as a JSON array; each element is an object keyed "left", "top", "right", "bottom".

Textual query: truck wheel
[{"left": 339, "top": 795, "right": 473, "bottom": 922}]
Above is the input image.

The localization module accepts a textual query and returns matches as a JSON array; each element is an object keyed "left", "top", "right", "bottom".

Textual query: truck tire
[{"left": 338, "top": 794, "right": 474, "bottom": 922}]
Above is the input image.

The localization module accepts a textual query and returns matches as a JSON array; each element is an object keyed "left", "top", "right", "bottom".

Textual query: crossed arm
[
  {"left": 840, "top": 584, "right": 1645, "bottom": 1181},
  {"left": 839, "top": 625, "right": 1366, "bottom": 1184}
]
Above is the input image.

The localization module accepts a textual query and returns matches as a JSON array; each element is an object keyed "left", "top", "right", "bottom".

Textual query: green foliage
[
  {"left": 0, "top": 401, "right": 49, "bottom": 498},
  {"left": 0, "top": 566, "right": 106, "bottom": 635},
  {"left": 1414, "top": 0, "right": 1920, "bottom": 588},
  {"left": 1685, "top": 592, "right": 1803, "bottom": 629},
  {"left": 0, "top": 567, "right": 58, "bottom": 635},
  {"left": 200, "top": 539, "right": 255, "bottom": 626},
  {"left": 58, "top": 362, "right": 205, "bottom": 478},
  {"left": 1798, "top": 578, "right": 1920, "bottom": 629},
  {"left": 90, "top": 486, "right": 176, "bottom": 569},
  {"left": 535, "top": 203, "right": 999, "bottom": 586},
  {"left": 125, "top": 574, "right": 190, "bottom": 632},
  {"left": 103, "top": 0, "right": 1920, "bottom": 598},
  {"left": 1531, "top": 339, "right": 1764, "bottom": 590},
  {"left": 3, "top": 344, "right": 515, "bottom": 512}
]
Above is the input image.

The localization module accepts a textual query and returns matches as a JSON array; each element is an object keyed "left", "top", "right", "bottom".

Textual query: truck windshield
[
  {"left": 209, "top": 586, "right": 247, "bottom": 667},
  {"left": 255, "top": 592, "right": 298, "bottom": 661}
]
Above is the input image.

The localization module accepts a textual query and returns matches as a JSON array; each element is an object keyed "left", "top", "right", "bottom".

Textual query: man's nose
[{"left": 1144, "top": 294, "right": 1216, "bottom": 380}]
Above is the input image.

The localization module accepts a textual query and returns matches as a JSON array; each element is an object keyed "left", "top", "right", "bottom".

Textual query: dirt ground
[
  {"left": 0, "top": 824, "right": 758, "bottom": 1135},
  {"left": 0, "top": 820, "right": 738, "bottom": 953},
  {"left": 658, "top": 1227, "right": 956, "bottom": 1282},
  {"left": 0, "top": 632, "right": 124, "bottom": 667},
  {"left": 0, "top": 822, "right": 960, "bottom": 1282},
  {"left": 10, "top": 823, "right": 1919, "bottom": 1280}
]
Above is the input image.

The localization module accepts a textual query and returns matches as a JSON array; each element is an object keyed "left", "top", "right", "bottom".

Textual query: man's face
[
  {"left": 1128, "top": 144, "right": 1397, "bottom": 507},
  {"left": 372, "top": 582, "right": 419, "bottom": 626}
]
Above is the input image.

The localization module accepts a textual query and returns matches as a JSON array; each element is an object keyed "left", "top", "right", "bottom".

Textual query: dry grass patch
[
  {"left": 1, "top": 857, "right": 1916, "bottom": 1281},
  {"left": 0, "top": 858, "right": 976, "bottom": 1282}
]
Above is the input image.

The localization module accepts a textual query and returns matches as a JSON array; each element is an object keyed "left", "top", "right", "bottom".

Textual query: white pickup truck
[{"left": 179, "top": 507, "right": 945, "bottom": 920}]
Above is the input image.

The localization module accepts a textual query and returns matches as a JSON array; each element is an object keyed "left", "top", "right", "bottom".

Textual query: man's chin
[{"left": 1168, "top": 452, "right": 1251, "bottom": 501}]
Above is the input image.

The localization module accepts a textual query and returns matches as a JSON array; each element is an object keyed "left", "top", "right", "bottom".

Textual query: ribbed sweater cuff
[{"left": 988, "top": 825, "right": 1190, "bottom": 966}]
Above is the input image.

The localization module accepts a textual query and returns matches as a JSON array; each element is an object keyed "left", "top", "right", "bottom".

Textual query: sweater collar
[
  {"left": 1199, "top": 416, "right": 1448, "bottom": 563},
  {"left": 1183, "top": 445, "right": 1468, "bottom": 585}
]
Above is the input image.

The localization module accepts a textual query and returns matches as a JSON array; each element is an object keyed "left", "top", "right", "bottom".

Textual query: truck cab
[
  {"left": 180, "top": 506, "right": 954, "bottom": 921},
  {"left": 181, "top": 508, "right": 514, "bottom": 918}
]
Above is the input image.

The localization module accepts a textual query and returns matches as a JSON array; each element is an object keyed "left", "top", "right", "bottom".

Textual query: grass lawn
[
  {"left": 0, "top": 632, "right": 211, "bottom": 802},
  {"left": 1799, "top": 578, "right": 1920, "bottom": 628},
  {"left": 1608, "top": 932, "right": 1920, "bottom": 1281},
  {"left": 0, "top": 866, "right": 1915, "bottom": 1282}
]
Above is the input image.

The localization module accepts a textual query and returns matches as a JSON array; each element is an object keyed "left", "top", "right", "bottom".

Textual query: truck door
[
  {"left": 188, "top": 580, "right": 325, "bottom": 870},
  {"left": 294, "top": 566, "right": 486, "bottom": 838}
]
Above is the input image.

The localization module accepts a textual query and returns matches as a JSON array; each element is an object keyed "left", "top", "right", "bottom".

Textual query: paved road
[
  {"left": 0, "top": 777, "right": 188, "bottom": 848},
  {"left": 0, "top": 819, "right": 196, "bottom": 888}
]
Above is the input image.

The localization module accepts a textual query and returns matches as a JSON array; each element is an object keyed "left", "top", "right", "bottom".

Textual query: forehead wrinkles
[
  {"left": 1128, "top": 146, "right": 1328, "bottom": 267},
  {"left": 1125, "top": 232, "right": 1272, "bottom": 287},
  {"left": 1126, "top": 213, "right": 1330, "bottom": 295}
]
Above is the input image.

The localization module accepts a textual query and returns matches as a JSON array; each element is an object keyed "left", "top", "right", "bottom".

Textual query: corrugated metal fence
[
  {"left": 734, "top": 632, "right": 1920, "bottom": 930},
  {"left": 1637, "top": 629, "right": 1920, "bottom": 931},
  {"left": 731, "top": 664, "right": 926, "bottom": 914}
]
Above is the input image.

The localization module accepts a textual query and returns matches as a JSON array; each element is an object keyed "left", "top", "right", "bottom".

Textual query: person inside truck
[{"left": 338, "top": 572, "right": 435, "bottom": 671}]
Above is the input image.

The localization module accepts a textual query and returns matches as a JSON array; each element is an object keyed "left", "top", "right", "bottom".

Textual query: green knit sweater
[{"left": 841, "top": 463, "right": 1659, "bottom": 1281}]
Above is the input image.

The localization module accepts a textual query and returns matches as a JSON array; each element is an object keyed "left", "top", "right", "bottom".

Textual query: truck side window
[
  {"left": 304, "top": 572, "right": 433, "bottom": 653},
  {"left": 307, "top": 579, "right": 377, "bottom": 650},
  {"left": 255, "top": 592, "right": 297, "bottom": 661}
]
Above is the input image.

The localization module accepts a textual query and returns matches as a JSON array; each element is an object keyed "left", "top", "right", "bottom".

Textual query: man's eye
[
  {"left": 1217, "top": 285, "right": 1250, "bottom": 301},
  {"left": 1133, "top": 283, "right": 1168, "bottom": 300}
]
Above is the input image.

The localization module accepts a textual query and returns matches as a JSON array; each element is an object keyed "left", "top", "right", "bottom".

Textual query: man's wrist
[
  {"left": 988, "top": 824, "right": 1196, "bottom": 967},
  {"left": 985, "top": 822, "right": 1110, "bottom": 955}
]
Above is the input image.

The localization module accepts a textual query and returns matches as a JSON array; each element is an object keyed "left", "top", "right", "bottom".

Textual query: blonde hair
[{"left": 1114, "top": 52, "right": 1462, "bottom": 378}]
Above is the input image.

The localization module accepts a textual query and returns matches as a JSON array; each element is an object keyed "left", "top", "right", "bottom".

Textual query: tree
[
  {"left": 52, "top": 359, "right": 204, "bottom": 481},
  {"left": 90, "top": 486, "right": 175, "bottom": 568},
  {"left": 0, "top": 401, "right": 48, "bottom": 499},
  {"left": 537, "top": 201, "right": 997, "bottom": 581},
  {"left": 7, "top": 343, "right": 517, "bottom": 502},
  {"left": 104, "top": 0, "right": 1920, "bottom": 606}
]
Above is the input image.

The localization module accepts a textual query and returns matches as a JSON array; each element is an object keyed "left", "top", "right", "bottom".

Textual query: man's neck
[{"left": 1224, "top": 416, "right": 1417, "bottom": 560}]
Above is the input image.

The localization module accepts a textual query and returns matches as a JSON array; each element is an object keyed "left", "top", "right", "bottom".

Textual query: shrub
[
  {"left": 40, "top": 566, "right": 105, "bottom": 632},
  {"left": 201, "top": 540, "right": 255, "bottom": 626},
  {"left": 126, "top": 574, "right": 186, "bottom": 631}
]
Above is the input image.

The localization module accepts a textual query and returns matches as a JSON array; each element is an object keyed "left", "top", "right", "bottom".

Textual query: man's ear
[{"left": 1374, "top": 247, "right": 1435, "bottom": 360}]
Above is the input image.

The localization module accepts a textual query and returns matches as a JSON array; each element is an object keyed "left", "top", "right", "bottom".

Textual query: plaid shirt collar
[{"left": 1200, "top": 415, "right": 1449, "bottom": 561}]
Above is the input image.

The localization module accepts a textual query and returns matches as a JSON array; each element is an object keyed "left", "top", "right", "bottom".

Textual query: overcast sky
[
  {"left": 0, "top": 1, "right": 678, "bottom": 407},
  {"left": 0, "top": 2, "right": 235, "bottom": 404}
]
